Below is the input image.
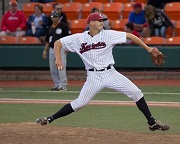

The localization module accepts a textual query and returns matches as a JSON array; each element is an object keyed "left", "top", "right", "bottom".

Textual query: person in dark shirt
[
  {"left": 48, "top": 3, "right": 67, "bottom": 27},
  {"left": 145, "top": 5, "right": 175, "bottom": 37},
  {"left": 42, "top": 11, "right": 71, "bottom": 91}
]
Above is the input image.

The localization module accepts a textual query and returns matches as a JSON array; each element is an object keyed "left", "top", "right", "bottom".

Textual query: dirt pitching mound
[{"left": 0, "top": 123, "right": 179, "bottom": 144}]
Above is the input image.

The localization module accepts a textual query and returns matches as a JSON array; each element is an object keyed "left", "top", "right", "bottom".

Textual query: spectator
[
  {"left": 26, "top": 4, "right": 48, "bottom": 38},
  {"left": 48, "top": 3, "right": 67, "bottom": 27},
  {"left": 128, "top": 2, "right": 150, "bottom": 37},
  {"left": 42, "top": 11, "right": 71, "bottom": 91},
  {"left": 144, "top": 5, "right": 175, "bottom": 38},
  {"left": 0, "top": 0, "right": 26, "bottom": 37},
  {"left": 30, "top": 0, "right": 54, "bottom": 3},
  {"left": 84, "top": 7, "right": 110, "bottom": 31},
  {"left": 124, "top": 22, "right": 140, "bottom": 44}
]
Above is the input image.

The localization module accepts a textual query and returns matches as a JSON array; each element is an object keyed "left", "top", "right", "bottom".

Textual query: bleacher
[{"left": 0, "top": 0, "right": 180, "bottom": 45}]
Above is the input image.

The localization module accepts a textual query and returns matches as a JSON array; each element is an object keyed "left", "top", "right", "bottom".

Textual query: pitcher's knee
[
  {"left": 70, "top": 99, "right": 89, "bottom": 111},
  {"left": 131, "top": 89, "right": 143, "bottom": 102}
]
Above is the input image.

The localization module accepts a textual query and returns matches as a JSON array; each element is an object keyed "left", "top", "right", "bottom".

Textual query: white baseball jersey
[{"left": 60, "top": 30, "right": 126, "bottom": 70}]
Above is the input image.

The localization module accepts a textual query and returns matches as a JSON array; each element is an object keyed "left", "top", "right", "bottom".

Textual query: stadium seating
[
  {"left": 175, "top": 20, "right": 180, "bottom": 36},
  {"left": 13, "top": 1, "right": 180, "bottom": 46},
  {"left": 22, "top": 2, "right": 42, "bottom": 17},
  {"left": 166, "top": 37, "right": 180, "bottom": 45},
  {"left": 113, "top": 0, "right": 131, "bottom": 3},
  {"left": 18, "top": 36, "right": 41, "bottom": 44},
  {"left": 62, "top": 2, "right": 82, "bottom": 20},
  {"left": 43, "top": 2, "right": 56, "bottom": 16},
  {"left": 73, "top": 0, "right": 90, "bottom": 3},
  {"left": 81, "top": 2, "right": 104, "bottom": 19},
  {"left": 92, "top": 0, "right": 110, "bottom": 3},
  {"left": 166, "top": 20, "right": 176, "bottom": 38},
  {"left": 103, "top": 2, "right": 123, "bottom": 20},
  {"left": 54, "top": 0, "right": 70, "bottom": 3},
  {"left": 110, "top": 19, "right": 128, "bottom": 31},
  {"left": 143, "top": 36, "right": 166, "bottom": 45},
  {"left": 164, "top": 2, "right": 180, "bottom": 20},
  {"left": 121, "top": 2, "right": 134, "bottom": 19},
  {"left": 0, "top": 36, "right": 18, "bottom": 44},
  {"left": 70, "top": 19, "right": 87, "bottom": 34}
]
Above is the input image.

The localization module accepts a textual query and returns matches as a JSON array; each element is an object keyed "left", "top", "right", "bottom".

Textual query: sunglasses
[{"left": 56, "top": 8, "right": 62, "bottom": 10}]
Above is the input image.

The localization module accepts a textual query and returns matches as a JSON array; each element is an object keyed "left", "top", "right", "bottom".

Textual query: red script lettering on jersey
[{"left": 80, "top": 42, "right": 106, "bottom": 54}]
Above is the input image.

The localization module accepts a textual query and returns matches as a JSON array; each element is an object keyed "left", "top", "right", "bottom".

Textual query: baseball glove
[{"left": 150, "top": 48, "right": 165, "bottom": 66}]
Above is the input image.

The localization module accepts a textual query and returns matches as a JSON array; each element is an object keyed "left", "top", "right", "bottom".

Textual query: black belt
[{"left": 88, "top": 65, "right": 111, "bottom": 71}]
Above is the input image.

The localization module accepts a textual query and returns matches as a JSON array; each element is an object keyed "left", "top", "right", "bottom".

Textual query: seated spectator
[
  {"left": 30, "top": 0, "right": 54, "bottom": 3},
  {"left": 0, "top": 0, "right": 26, "bottom": 37},
  {"left": 48, "top": 3, "right": 67, "bottom": 27},
  {"left": 26, "top": 4, "right": 48, "bottom": 38},
  {"left": 144, "top": 5, "right": 175, "bottom": 38},
  {"left": 84, "top": 7, "right": 110, "bottom": 31},
  {"left": 124, "top": 22, "right": 140, "bottom": 44},
  {"left": 128, "top": 2, "right": 150, "bottom": 37}
]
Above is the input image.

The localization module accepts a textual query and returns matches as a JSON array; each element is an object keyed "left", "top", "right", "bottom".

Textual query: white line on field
[
  {"left": 0, "top": 98, "right": 180, "bottom": 104},
  {"left": 0, "top": 90, "right": 180, "bottom": 95},
  {"left": 0, "top": 98, "right": 180, "bottom": 107}
]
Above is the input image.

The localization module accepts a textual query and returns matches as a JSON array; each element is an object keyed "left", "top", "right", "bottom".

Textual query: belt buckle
[
  {"left": 88, "top": 65, "right": 111, "bottom": 72},
  {"left": 107, "top": 65, "right": 111, "bottom": 70}
]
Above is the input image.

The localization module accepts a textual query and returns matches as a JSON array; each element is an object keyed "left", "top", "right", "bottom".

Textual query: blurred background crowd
[{"left": 0, "top": 0, "right": 180, "bottom": 44}]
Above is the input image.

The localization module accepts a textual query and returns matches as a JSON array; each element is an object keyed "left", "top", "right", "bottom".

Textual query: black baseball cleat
[
  {"left": 35, "top": 117, "right": 49, "bottom": 125},
  {"left": 148, "top": 120, "right": 170, "bottom": 131}
]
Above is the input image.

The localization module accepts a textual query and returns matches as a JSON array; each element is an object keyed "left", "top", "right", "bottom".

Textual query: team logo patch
[
  {"left": 80, "top": 42, "right": 106, "bottom": 54},
  {"left": 56, "top": 28, "right": 62, "bottom": 34}
]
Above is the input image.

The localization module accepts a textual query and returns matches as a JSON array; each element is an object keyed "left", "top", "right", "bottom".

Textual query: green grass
[
  {"left": 0, "top": 86, "right": 179, "bottom": 134},
  {"left": 0, "top": 86, "right": 180, "bottom": 102},
  {"left": 0, "top": 104, "right": 179, "bottom": 134}
]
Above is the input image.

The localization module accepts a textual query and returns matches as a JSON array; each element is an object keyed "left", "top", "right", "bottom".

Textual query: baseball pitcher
[{"left": 36, "top": 12, "right": 168, "bottom": 131}]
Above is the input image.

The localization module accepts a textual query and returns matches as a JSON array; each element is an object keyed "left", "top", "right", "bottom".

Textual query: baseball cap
[
  {"left": 50, "top": 11, "right": 60, "bottom": 18},
  {"left": 9, "top": 0, "right": 17, "bottom": 5},
  {"left": 87, "top": 13, "right": 108, "bottom": 24},
  {"left": 133, "top": 2, "right": 142, "bottom": 8}
]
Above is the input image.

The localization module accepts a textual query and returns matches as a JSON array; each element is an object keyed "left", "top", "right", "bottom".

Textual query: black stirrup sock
[
  {"left": 136, "top": 97, "right": 155, "bottom": 125},
  {"left": 48, "top": 103, "right": 74, "bottom": 122}
]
